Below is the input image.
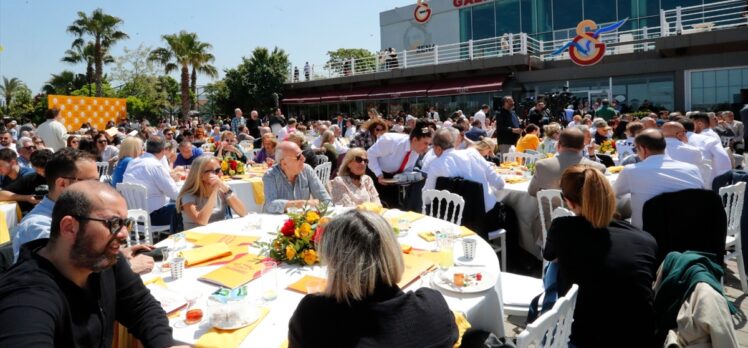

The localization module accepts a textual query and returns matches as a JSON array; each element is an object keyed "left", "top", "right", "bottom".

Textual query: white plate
[
  {"left": 210, "top": 306, "right": 261, "bottom": 330},
  {"left": 431, "top": 267, "right": 496, "bottom": 294}
]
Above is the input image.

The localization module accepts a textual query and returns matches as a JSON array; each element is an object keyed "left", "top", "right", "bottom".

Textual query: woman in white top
[
  {"left": 344, "top": 119, "right": 356, "bottom": 139},
  {"left": 539, "top": 122, "right": 562, "bottom": 155},
  {"left": 330, "top": 148, "right": 380, "bottom": 207},
  {"left": 94, "top": 132, "right": 120, "bottom": 162},
  {"left": 176, "top": 156, "right": 247, "bottom": 230}
]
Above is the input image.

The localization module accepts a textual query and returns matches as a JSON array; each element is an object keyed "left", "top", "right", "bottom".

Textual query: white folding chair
[
  {"left": 551, "top": 207, "right": 574, "bottom": 220},
  {"left": 127, "top": 209, "right": 153, "bottom": 247},
  {"left": 313, "top": 161, "right": 332, "bottom": 185},
  {"left": 315, "top": 155, "right": 329, "bottom": 165},
  {"left": 719, "top": 182, "right": 748, "bottom": 294},
  {"left": 96, "top": 161, "right": 110, "bottom": 183},
  {"left": 489, "top": 228, "right": 507, "bottom": 271},
  {"left": 537, "top": 189, "right": 565, "bottom": 251},
  {"left": 502, "top": 152, "right": 543, "bottom": 167},
  {"left": 421, "top": 189, "right": 464, "bottom": 225},
  {"left": 516, "top": 284, "right": 579, "bottom": 348},
  {"left": 116, "top": 183, "right": 171, "bottom": 236}
]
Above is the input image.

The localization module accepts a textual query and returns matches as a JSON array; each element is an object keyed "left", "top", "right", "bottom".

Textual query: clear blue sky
[{"left": 0, "top": 0, "right": 407, "bottom": 92}]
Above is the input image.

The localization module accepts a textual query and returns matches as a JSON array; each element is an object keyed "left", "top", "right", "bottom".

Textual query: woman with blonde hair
[
  {"left": 472, "top": 138, "right": 500, "bottom": 165},
  {"left": 288, "top": 210, "right": 457, "bottom": 347},
  {"left": 176, "top": 156, "right": 247, "bottom": 229},
  {"left": 330, "top": 148, "right": 380, "bottom": 207},
  {"left": 110, "top": 137, "right": 143, "bottom": 187},
  {"left": 543, "top": 164, "right": 657, "bottom": 347},
  {"left": 539, "top": 122, "right": 562, "bottom": 154},
  {"left": 350, "top": 118, "right": 387, "bottom": 150}
]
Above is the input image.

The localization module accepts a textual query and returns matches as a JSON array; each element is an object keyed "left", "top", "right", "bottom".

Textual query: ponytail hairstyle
[
  {"left": 522, "top": 124, "right": 539, "bottom": 137},
  {"left": 560, "top": 164, "right": 616, "bottom": 228}
]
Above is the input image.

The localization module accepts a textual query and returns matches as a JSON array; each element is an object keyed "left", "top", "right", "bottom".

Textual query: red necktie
[{"left": 397, "top": 151, "right": 411, "bottom": 174}]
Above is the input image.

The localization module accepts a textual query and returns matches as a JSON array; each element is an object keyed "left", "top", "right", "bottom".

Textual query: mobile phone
[{"left": 134, "top": 246, "right": 167, "bottom": 261}]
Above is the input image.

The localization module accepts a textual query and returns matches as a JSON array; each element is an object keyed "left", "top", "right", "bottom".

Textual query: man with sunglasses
[
  {"left": 263, "top": 141, "right": 332, "bottom": 214},
  {"left": 12, "top": 148, "right": 155, "bottom": 273},
  {"left": 0, "top": 181, "right": 184, "bottom": 348},
  {"left": 15, "top": 136, "right": 35, "bottom": 169}
]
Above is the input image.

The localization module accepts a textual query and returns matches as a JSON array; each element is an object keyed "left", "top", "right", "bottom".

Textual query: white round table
[{"left": 145, "top": 208, "right": 506, "bottom": 347}]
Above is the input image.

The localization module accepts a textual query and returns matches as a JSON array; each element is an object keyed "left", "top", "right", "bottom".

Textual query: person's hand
[
  {"left": 377, "top": 176, "right": 390, "bottom": 186},
  {"left": 121, "top": 244, "right": 154, "bottom": 260},
  {"left": 511, "top": 128, "right": 522, "bottom": 134},
  {"left": 207, "top": 173, "right": 223, "bottom": 189},
  {"left": 265, "top": 158, "right": 275, "bottom": 166},
  {"left": 129, "top": 254, "right": 155, "bottom": 274},
  {"left": 25, "top": 195, "right": 40, "bottom": 205},
  {"left": 306, "top": 199, "right": 320, "bottom": 207}
]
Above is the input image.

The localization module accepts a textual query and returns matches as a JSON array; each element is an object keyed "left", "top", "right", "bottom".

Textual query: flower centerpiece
[
  {"left": 220, "top": 156, "right": 245, "bottom": 176},
  {"left": 257, "top": 203, "right": 332, "bottom": 266},
  {"left": 599, "top": 139, "right": 616, "bottom": 154}
]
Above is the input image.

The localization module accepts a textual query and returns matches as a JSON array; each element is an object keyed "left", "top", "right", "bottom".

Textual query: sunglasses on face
[
  {"left": 23, "top": 146, "right": 36, "bottom": 151},
  {"left": 72, "top": 215, "right": 135, "bottom": 235},
  {"left": 71, "top": 140, "right": 80, "bottom": 144},
  {"left": 204, "top": 167, "right": 222, "bottom": 175},
  {"left": 97, "top": 140, "right": 108, "bottom": 144},
  {"left": 34, "top": 141, "right": 44, "bottom": 145},
  {"left": 294, "top": 152, "right": 304, "bottom": 161},
  {"left": 353, "top": 156, "right": 369, "bottom": 164}
]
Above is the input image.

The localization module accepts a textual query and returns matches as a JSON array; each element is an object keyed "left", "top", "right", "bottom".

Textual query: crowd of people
[{"left": 0, "top": 96, "right": 745, "bottom": 347}]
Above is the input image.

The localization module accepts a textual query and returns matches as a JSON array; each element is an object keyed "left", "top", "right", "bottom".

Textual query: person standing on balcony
[
  {"left": 304, "top": 62, "right": 310, "bottom": 81},
  {"left": 293, "top": 66, "right": 299, "bottom": 82}
]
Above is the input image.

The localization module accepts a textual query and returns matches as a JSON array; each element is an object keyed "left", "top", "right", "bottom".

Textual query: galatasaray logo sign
[
  {"left": 551, "top": 18, "right": 627, "bottom": 66},
  {"left": 414, "top": 0, "right": 432, "bottom": 23}
]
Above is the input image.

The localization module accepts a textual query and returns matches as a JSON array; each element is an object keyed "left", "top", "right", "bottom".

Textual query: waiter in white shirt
[
  {"left": 614, "top": 129, "right": 704, "bottom": 229},
  {"left": 680, "top": 118, "right": 731, "bottom": 188},
  {"left": 473, "top": 104, "right": 489, "bottom": 130},
  {"left": 367, "top": 121, "right": 433, "bottom": 207}
]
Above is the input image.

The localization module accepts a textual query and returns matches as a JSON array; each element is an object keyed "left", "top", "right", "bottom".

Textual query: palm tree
[
  {"left": 61, "top": 41, "right": 113, "bottom": 96},
  {"left": 0, "top": 77, "right": 26, "bottom": 111},
  {"left": 43, "top": 71, "right": 88, "bottom": 95},
  {"left": 67, "top": 8, "right": 128, "bottom": 97},
  {"left": 150, "top": 31, "right": 216, "bottom": 118}
]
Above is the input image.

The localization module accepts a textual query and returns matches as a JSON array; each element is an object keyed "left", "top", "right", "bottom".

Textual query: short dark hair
[
  {"left": 49, "top": 188, "right": 93, "bottom": 241},
  {"left": 635, "top": 129, "right": 666, "bottom": 152},
  {"left": 30, "top": 149, "right": 53, "bottom": 169},
  {"left": 558, "top": 128, "right": 585, "bottom": 150},
  {"left": 146, "top": 136, "right": 166, "bottom": 154},
  {"left": 46, "top": 108, "right": 60, "bottom": 120},
  {"left": 0, "top": 148, "right": 18, "bottom": 163},
  {"left": 481, "top": 104, "right": 489, "bottom": 110},
  {"left": 409, "top": 120, "right": 434, "bottom": 140},
  {"left": 679, "top": 118, "right": 695, "bottom": 132},
  {"left": 471, "top": 120, "right": 482, "bottom": 127},
  {"left": 689, "top": 112, "right": 710, "bottom": 125},
  {"left": 45, "top": 148, "right": 97, "bottom": 191}
]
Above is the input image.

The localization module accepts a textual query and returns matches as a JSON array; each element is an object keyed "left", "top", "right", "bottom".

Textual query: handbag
[{"left": 526, "top": 262, "right": 559, "bottom": 324}]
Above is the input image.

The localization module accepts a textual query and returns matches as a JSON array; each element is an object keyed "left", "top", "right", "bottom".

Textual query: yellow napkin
[
  {"left": 504, "top": 176, "right": 529, "bottom": 184},
  {"left": 394, "top": 211, "right": 424, "bottom": 223},
  {"left": 453, "top": 311, "right": 472, "bottom": 348},
  {"left": 179, "top": 230, "right": 207, "bottom": 243},
  {"left": 608, "top": 165, "right": 624, "bottom": 174},
  {"left": 287, "top": 275, "right": 327, "bottom": 294},
  {"left": 0, "top": 210, "right": 8, "bottom": 244},
  {"left": 244, "top": 177, "right": 265, "bottom": 205},
  {"left": 179, "top": 243, "right": 231, "bottom": 267},
  {"left": 279, "top": 340, "right": 288, "bottom": 348},
  {"left": 195, "top": 307, "right": 269, "bottom": 348},
  {"left": 500, "top": 161, "right": 519, "bottom": 168},
  {"left": 418, "top": 226, "right": 475, "bottom": 242}
]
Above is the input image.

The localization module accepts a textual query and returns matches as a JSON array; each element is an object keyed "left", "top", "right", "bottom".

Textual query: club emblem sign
[
  {"left": 551, "top": 19, "right": 627, "bottom": 66},
  {"left": 414, "top": 0, "right": 432, "bottom": 23}
]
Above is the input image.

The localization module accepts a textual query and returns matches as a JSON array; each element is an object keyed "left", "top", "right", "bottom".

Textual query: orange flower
[
  {"left": 301, "top": 249, "right": 318, "bottom": 265},
  {"left": 285, "top": 245, "right": 297, "bottom": 260},
  {"left": 305, "top": 211, "right": 320, "bottom": 224},
  {"left": 318, "top": 217, "right": 331, "bottom": 226},
  {"left": 298, "top": 223, "right": 313, "bottom": 239}
]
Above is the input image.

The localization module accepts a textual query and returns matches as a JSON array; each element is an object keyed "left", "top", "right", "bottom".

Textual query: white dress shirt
[
  {"left": 36, "top": 119, "right": 67, "bottom": 151},
  {"left": 665, "top": 138, "right": 703, "bottom": 167},
  {"left": 687, "top": 132, "right": 732, "bottom": 179},
  {"left": 367, "top": 133, "right": 418, "bottom": 177},
  {"left": 122, "top": 152, "right": 179, "bottom": 213},
  {"left": 701, "top": 128, "right": 721, "bottom": 142},
  {"left": 424, "top": 148, "right": 505, "bottom": 212},
  {"left": 473, "top": 110, "right": 487, "bottom": 129},
  {"left": 614, "top": 154, "right": 704, "bottom": 229},
  {"left": 344, "top": 126, "right": 357, "bottom": 139},
  {"left": 420, "top": 149, "right": 437, "bottom": 173}
]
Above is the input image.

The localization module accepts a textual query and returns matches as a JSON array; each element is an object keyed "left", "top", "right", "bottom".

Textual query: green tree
[
  {"left": 1, "top": 77, "right": 26, "bottom": 112},
  {"left": 224, "top": 47, "right": 289, "bottom": 115},
  {"left": 202, "top": 80, "right": 230, "bottom": 115},
  {"left": 7, "top": 85, "right": 34, "bottom": 118},
  {"left": 71, "top": 82, "right": 116, "bottom": 97},
  {"left": 324, "top": 48, "right": 376, "bottom": 74},
  {"left": 43, "top": 71, "right": 88, "bottom": 95},
  {"left": 189, "top": 43, "right": 218, "bottom": 110},
  {"left": 149, "top": 31, "right": 215, "bottom": 118},
  {"left": 67, "top": 8, "right": 129, "bottom": 97},
  {"left": 62, "top": 41, "right": 113, "bottom": 96}
]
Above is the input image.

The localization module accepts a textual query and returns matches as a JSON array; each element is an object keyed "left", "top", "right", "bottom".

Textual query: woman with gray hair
[{"left": 288, "top": 210, "right": 458, "bottom": 347}]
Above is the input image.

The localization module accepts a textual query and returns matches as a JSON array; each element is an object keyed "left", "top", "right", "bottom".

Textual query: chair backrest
[
  {"left": 537, "top": 189, "right": 565, "bottom": 248},
  {"left": 720, "top": 136, "right": 732, "bottom": 148},
  {"left": 96, "top": 161, "right": 109, "bottom": 180},
  {"left": 503, "top": 152, "right": 543, "bottom": 166},
  {"left": 201, "top": 143, "right": 213, "bottom": 152},
  {"left": 127, "top": 209, "right": 153, "bottom": 246},
  {"left": 719, "top": 182, "right": 746, "bottom": 238},
  {"left": 116, "top": 182, "right": 149, "bottom": 211},
  {"left": 315, "top": 155, "right": 329, "bottom": 165},
  {"left": 435, "top": 177, "right": 488, "bottom": 239},
  {"left": 421, "top": 189, "right": 465, "bottom": 225},
  {"left": 643, "top": 188, "right": 727, "bottom": 266},
  {"left": 551, "top": 207, "right": 574, "bottom": 220},
  {"left": 516, "top": 284, "right": 579, "bottom": 348},
  {"left": 313, "top": 161, "right": 332, "bottom": 184}
]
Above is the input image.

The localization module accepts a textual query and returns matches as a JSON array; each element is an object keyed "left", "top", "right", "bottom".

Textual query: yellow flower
[
  {"left": 236, "top": 163, "right": 245, "bottom": 174},
  {"left": 285, "top": 245, "right": 297, "bottom": 260},
  {"left": 220, "top": 161, "right": 229, "bottom": 172},
  {"left": 305, "top": 211, "right": 320, "bottom": 224},
  {"left": 294, "top": 227, "right": 301, "bottom": 238},
  {"left": 318, "top": 216, "right": 331, "bottom": 226},
  {"left": 298, "top": 223, "right": 313, "bottom": 239},
  {"left": 273, "top": 240, "right": 281, "bottom": 251},
  {"left": 301, "top": 249, "right": 318, "bottom": 265}
]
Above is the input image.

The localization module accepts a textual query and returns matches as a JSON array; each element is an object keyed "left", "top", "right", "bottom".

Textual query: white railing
[{"left": 287, "top": 0, "right": 748, "bottom": 83}]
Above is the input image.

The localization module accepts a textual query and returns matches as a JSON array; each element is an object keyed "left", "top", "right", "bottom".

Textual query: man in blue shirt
[
  {"left": 0, "top": 148, "right": 34, "bottom": 189},
  {"left": 464, "top": 120, "right": 488, "bottom": 141},
  {"left": 263, "top": 141, "right": 331, "bottom": 214},
  {"left": 173, "top": 141, "right": 203, "bottom": 167}
]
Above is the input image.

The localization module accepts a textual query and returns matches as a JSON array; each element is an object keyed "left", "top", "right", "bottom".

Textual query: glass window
[
  {"left": 637, "top": 16, "right": 658, "bottom": 29},
  {"left": 460, "top": 8, "right": 472, "bottom": 42},
  {"left": 554, "top": 0, "right": 583, "bottom": 30},
  {"left": 692, "top": 88, "right": 703, "bottom": 105},
  {"left": 715, "top": 70, "right": 729, "bottom": 87},
  {"left": 660, "top": 0, "right": 702, "bottom": 12},
  {"left": 728, "top": 69, "right": 742, "bottom": 87},
  {"left": 703, "top": 87, "right": 716, "bottom": 105},
  {"left": 618, "top": 0, "right": 634, "bottom": 20},
  {"left": 743, "top": 68, "right": 748, "bottom": 85},
  {"left": 496, "top": 0, "right": 521, "bottom": 35},
  {"left": 640, "top": 0, "right": 659, "bottom": 17},
  {"left": 522, "top": 0, "right": 553, "bottom": 34},
  {"left": 716, "top": 87, "right": 730, "bottom": 103},
  {"left": 703, "top": 71, "right": 716, "bottom": 88},
  {"left": 472, "top": 3, "right": 496, "bottom": 40},
  {"left": 691, "top": 71, "right": 703, "bottom": 88},
  {"left": 584, "top": 0, "right": 616, "bottom": 24}
]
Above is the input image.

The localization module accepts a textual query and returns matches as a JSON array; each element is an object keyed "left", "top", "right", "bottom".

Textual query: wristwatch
[{"left": 224, "top": 188, "right": 234, "bottom": 198}]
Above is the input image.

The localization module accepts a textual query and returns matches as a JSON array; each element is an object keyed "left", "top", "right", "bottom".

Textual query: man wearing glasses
[
  {"left": 15, "top": 137, "right": 36, "bottom": 169},
  {"left": 0, "top": 181, "right": 184, "bottom": 348},
  {"left": 263, "top": 141, "right": 332, "bottom": 214}
]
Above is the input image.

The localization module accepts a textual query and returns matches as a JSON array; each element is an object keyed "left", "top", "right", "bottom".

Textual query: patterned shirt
[
  {"left": 262, "top": 164, "right": 332, "bottom": 214},
  {"left": 350, "top": 130, "right": 377, "bottom": 150}
]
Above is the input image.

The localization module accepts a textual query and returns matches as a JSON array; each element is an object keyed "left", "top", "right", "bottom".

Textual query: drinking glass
[
  {"left": 435, "top": 232, "right": 455, "bottom": 270},
  {"left": 397, "top": 218, "right": 410, "bottom": 237},
  {"left": 261, "top": 260, "right": 279, "bottom": 301}
]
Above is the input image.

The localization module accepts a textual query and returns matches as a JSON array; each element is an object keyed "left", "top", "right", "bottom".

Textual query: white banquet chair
[
  {"left": 127, "top": 209, "right": 154, "bottom": 246},
  {"left": 502, "top": 152, "right": 543, "bottom": 167},
  {"left": 515, "top": 284, "right": 579, "bottom": 348},
  {"left": 421, "top": 189, "right": 464, "bottom": 225},
  {"left": 719, "top": 181, "right": 748, "bottom": 294},
  {"left": 116, "top": 183, "right": 170, "bottom": 237},
  {"left": 201, "top": 143, "right": 213, "bottom": 152},
  {"left": 96, "top": 161, "right": 110, "bottom": 183},
  {"left": 313, "top": 161, "right": 332, "bottom": 185},
  {"left": 537, "top": 189, "right": 565, "bottom": 250}
]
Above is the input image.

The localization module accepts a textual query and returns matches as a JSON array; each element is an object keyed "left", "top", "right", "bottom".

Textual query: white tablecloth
[
  {"left": 226, "top": 180, "right": 263, "bottom": 213},
  {"left": 0, "top": 202, "right": 18, "bottom": 243},
  {"left": 146, "top": 209, "right": 506, "bottom": 347}
]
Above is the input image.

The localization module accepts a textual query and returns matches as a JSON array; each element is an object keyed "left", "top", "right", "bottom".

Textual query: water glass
[
  {"left": 435, "top": 232, "right": 455, "bottom": 270},
  {"left": 245, "top": 213, "right": 263, "bottom": 231},
  {"left": 159, "top": 248, "right": 172, "bottom": 273},
  {"left": 261, "top": 260, "right": 279, "bottom": 301},
  {"left": 170, "top": 257, "right": 186, "bottom": 280},
  {"left": 462, "top": 239, "right": 477, "bottom": 260},
  {"left": 397, "top": 218, "right": 411, "bottom": 237}
]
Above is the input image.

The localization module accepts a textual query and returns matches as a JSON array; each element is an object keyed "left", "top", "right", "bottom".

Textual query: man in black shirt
[
  {"left": 247, "top": 109, "right": 262, "bottom": 139},
  {"left": 0, "top": 149, "right": 52, "bottom": 213},
  {"left": 0, "top": 181, "right": 184, "bottom": 348},
  {"left": 527, "top": 101, "right": 550, "bottom": 128},
  {"left": 494, "top": 96, "right": 522, "bottom": 155}
]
